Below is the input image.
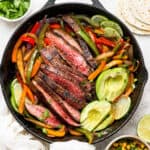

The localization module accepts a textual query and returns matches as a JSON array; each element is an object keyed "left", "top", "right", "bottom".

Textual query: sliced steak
[
  {"left": 41, "top": 46, "right": 86, "bottom": 79},
  {"left": 25, "top": 103, "right": 61, "bottom": 128},
  {"left": 77, "top": 37, "right": 97, "bottom": 69},
  {"left": 62, "top": 15, "right": 81, "bottom": 33},
  {"left": 40, "top": 67, "right": 85, "bottom": 99},
  {"left": 53, "top": 29, "right": 83, "bottom": 53},
  {"left": 37, "top": 71, "right": 86, "bottom": 109},
  {"left": 46, "top": 31, "right": 91, "bottom": 76},
  {"left": 40, "top": 64, "right": 82, "bottom": 84},
  {"left": 32, "top": 80, "right": 80, "bottom": 127},
  {"left": 35, "top": 76, "right": 80, "bottom": 122}
]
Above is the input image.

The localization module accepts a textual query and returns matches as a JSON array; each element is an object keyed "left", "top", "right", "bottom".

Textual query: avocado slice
[
  {"left": 80, "top": 101, "right": 111, "bottom": 131},
  {"left": 96, "top": 67, "right": 128, "bottom": 102},
  {"left": 94, "top": 113, "right": 115, "bottom": 131},
  {"left": 113, "top": 96, "right": 131, "bottom": 120}
]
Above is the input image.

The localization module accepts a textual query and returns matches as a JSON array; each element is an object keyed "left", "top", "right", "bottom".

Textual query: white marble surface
[{"left": 0, "top": 0, "right": 150, "bottom": 149}]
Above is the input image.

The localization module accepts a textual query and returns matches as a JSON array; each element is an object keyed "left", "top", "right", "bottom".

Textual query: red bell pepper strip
[
  {"left": 95, "top": 37, "right": 115, "bottom": 47},
  {"left": 30, "top": 22, "right": 41, "bottom": 34},
  {"left": 21, "top": 36, "right": 35, "bottom": 46},
  {"left": 50, "top": 23, "right": 61, "bottom": 29},
  {"left": 44, "top": 37, "right": 51, "bottom": 46}
]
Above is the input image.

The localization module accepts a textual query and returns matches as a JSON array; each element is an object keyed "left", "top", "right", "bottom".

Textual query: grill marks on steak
[
  {"left": 62, "top": 15, "right": 81, "bottom": 33},
  {"left": 41, "top": 46, "right": 86, "bottom": 79},
  {"left": 46, "top": 31, "right": 91, "bottom": 76},
  {"left": 40, "top": 64, "right": 81, "bottom": 85},
  {"left": 35, "top": 75, "right": 81, "bottom": 122},
  {"left": 32, "top": 80, "right": 80, "bottom": 127},
  {"left": 40, "top": 67, "right": 85, "bottom": 100},
  {"left": 53, "top": 29, "right": 83, "bottom": 53},
  {"left": 37, "top": 71, "right": 86, "bottom": 110},
  {"left": 77, "top": 37, "right": 97, "bottom": 69},
  {"left": 25, "top": 103, "right": 61, "bottom": 128},
  {"left": 40, "top": 47, "right": 85, "bottom": 83}
]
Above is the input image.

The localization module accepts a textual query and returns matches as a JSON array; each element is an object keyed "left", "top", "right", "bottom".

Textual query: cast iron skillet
[{"left": 0, "top": 0, "right": 148, "bottom": 144}]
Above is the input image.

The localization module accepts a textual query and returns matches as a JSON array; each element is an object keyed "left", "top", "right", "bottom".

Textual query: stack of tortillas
[{"left": 116, "top": 0, "right": 150, "bottom": 35}]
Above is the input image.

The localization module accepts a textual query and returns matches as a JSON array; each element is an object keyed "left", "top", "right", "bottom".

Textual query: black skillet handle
[
  {"left": 92, "top": 0, "right": 105, "bottom": 10},
  {"left": 43, "top": 0, "right": 55, "bottom": 9},
  {"left": 43, "top": 0, "right": 105, "bottom": 10}
]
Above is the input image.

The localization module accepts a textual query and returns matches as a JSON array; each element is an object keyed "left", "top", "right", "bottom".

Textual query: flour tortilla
[
  {"left": 130, "top": 0, "right": 150, "bottom": 25},
  {"left": 116, "top": 1, "right": 150, "bottom": 35},
  {"left": 119, "top": 0, "right": 150, "bottom": 31}
]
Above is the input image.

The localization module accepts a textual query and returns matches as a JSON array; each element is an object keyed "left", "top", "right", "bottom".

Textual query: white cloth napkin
[{"left": 0, "top": 0, "right": 114, "bottom": 150}]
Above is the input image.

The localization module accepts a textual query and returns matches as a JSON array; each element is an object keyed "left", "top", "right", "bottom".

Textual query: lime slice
[
  {"left": 91, "top": 15, "right": 108, "bottom": 26},
  {"left": 104, "top": 27, "right": 121, "bottom": 40},
  {"left": 137, "top": 115, "right": 150, "bottom": 143},
  {"left": 100, "top": 20, "right": 123, "bottom": 37}
]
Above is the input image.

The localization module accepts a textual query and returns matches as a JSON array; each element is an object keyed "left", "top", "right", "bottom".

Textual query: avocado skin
[{"left": 96, "top": 67, "right": 128, "bottom": 102}]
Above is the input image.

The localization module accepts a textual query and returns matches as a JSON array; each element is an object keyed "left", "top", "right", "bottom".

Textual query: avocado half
[{"left": 96, "top": 67, "right": 128, "bottom": 102}]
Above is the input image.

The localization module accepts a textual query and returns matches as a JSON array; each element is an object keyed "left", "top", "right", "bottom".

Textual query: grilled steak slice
[
  {"left": 37, "top": 71, "right": 86, "bottom": 109},
  {"left": 40, "top": 64, "right": 83, "bottom": 85},
  {"left": 62, "top": 15, "right": 81, "bottom": 33},
  {"left": 46, "top": 31, "right": 91, "bottom": 76},
  {"left": 77, "top": 37, "right": 97, "bottom": 69},
  {"left": 25, "top": 103, "right": 61, "bottom": 128},
  {"left": 40, "top": 47, "right": 58, "bottom": 63},
  {"left": 53, "top": 29, "right": 83, "bottom": 53},
  {"left": 41, "top": 67, "right": 85, "bottom": 99},
  {"left": 41, "top": 46, "right": 86, "bottom": 79},
  {"left": 32, "top": 80, "right": 80, "bottom": 127},
  {"left": 35, "top": 76, "right": 80, "bottom": 122}
]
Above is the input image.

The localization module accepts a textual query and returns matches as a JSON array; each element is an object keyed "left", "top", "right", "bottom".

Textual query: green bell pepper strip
[
  {"left": 75, "top": 128, "right": 94, "bottom": 144},
  {"left": 26, "top": 49, "right": 38, "bottom": 83},
  {"left": 10, "top": 96, "right": 18, "bottom": 112},
  {"left": 76, "top": 15, "right": 99, "bottom": 27},
  {"left": 77, "top": 30, "right": 99, "bottom": 56},
  {"left": 38, "top": 23, "right": 49, "bottom": 50}
]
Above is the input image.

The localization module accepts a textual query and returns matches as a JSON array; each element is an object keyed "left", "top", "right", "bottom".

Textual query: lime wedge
[
  {"left": 137, "top": 115, "right": 150, "bottom": 143},
  {"left": 91, "top": 15, "right": 108, "bottom": 26}
]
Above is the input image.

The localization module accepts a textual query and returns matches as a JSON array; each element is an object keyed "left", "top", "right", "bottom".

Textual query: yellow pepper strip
[
  {"left": 104, "top": 60, "right": 123, "bottom": 70},
  {"left": 24, "top": 84, "right": 35, "bottom": 103},
  {"left": 12, "top": 35, "right": 25, "bottom": 63},
  {"left": 25, "top": 118, "right": 52, "bottom": 129},
  {"left": 43, "top": 125, "right": 66, "bottom": 137},
  {"left": 68, "top": 128, "right": 83, "bottom": 136},
  {"left": 31, "top": 56, "right": 42, "bottom": 77},
  {"left": 17, "top": 50, "right": 26, "bottom": 83},
  {"left": 95, "top": 51, "right": 114, "bottom": 63},
  {"left": 124, "top": 73, "right": 134, "bottom": 97},
  {"left": 88, "top": 60, "right": 106, "bottom": 81},
  {"left": 23, "top": 47, "right": 34, "bottom": 61},
  {"left": 18, "top": 84, "right": 27, "bottom": 114}
]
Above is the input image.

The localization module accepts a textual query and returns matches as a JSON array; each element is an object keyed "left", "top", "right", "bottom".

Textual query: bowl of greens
[{"left": 0, "top": 0, "right": 31, "bottom": 22}]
